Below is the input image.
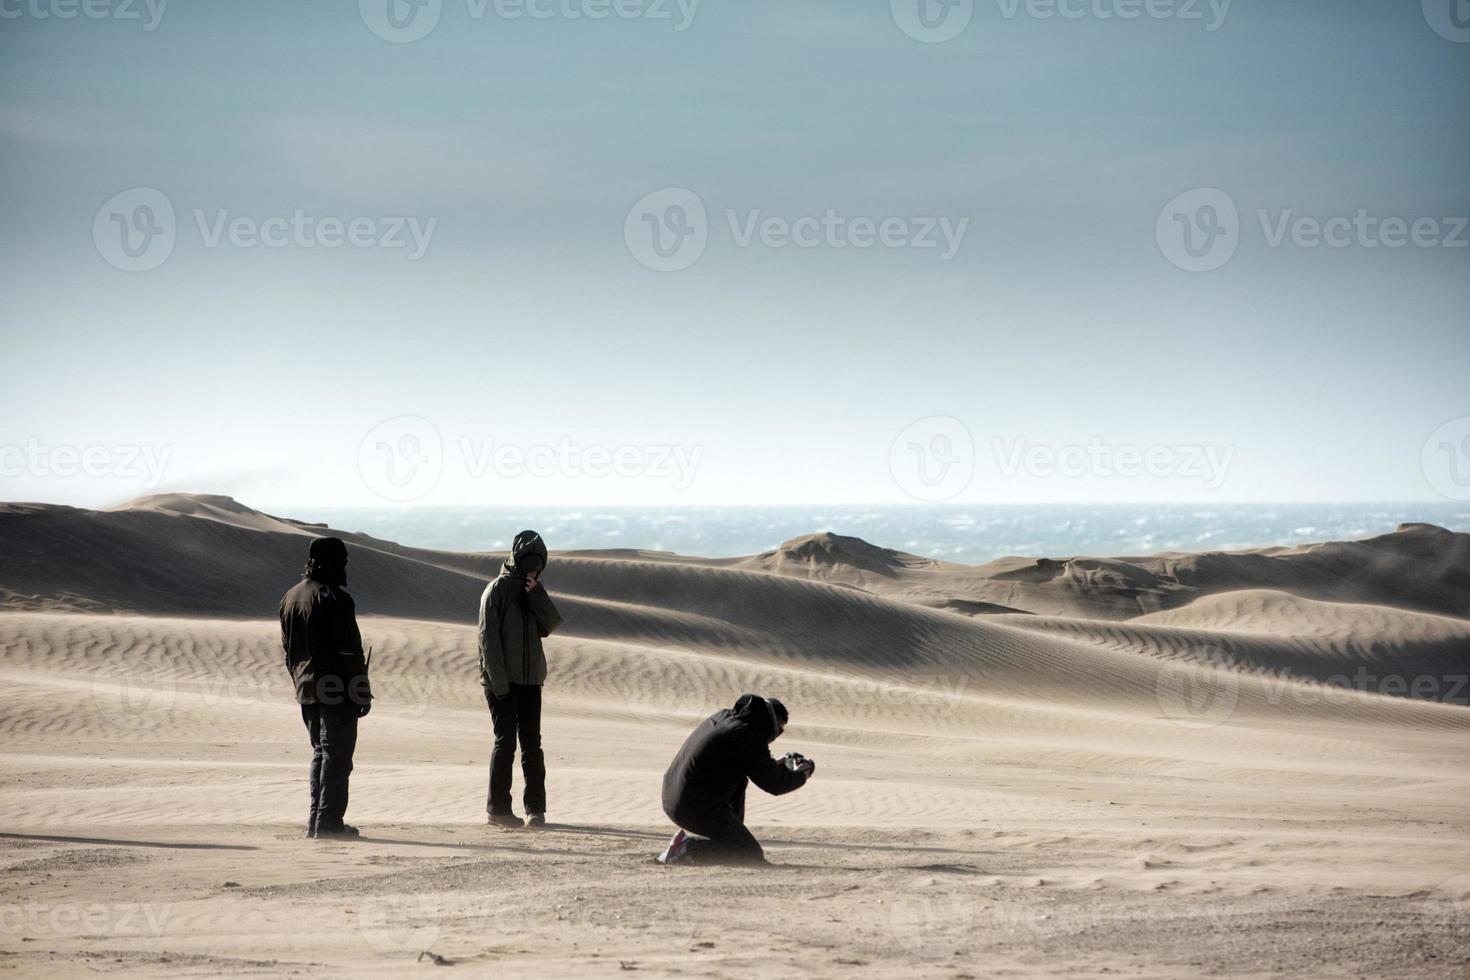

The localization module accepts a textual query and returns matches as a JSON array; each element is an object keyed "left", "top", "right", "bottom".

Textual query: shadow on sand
[{"left": 0, "top": 831, "right": 258, "bottom": 851}]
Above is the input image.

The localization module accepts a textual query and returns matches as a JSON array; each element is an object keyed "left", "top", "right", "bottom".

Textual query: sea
[{"left": 289, "top": 503, "right": 1470, "bottom": 565}]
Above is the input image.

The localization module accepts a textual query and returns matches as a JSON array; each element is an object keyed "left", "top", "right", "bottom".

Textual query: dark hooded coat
[
  {"left": 662, "top": 694, "right": 808, "bottom": 823},
  {"left": 279, "top": 538, "right": 371, "bottom": 707},
  {"left": 478, "top": 531, "right": 563, "bottom": 700}
]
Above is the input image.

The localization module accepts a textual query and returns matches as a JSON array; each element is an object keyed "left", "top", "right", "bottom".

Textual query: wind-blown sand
[{"left": 1, "top": 494, "right": 1467, "bottom": 978}]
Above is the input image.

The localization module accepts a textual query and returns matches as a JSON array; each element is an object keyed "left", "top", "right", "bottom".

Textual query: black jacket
[
  {"left": 662, "top": 694, "right": 808, "bottom": 821},
  {"left": 279, "top": 577, "right": 371, "bottom": 707}
]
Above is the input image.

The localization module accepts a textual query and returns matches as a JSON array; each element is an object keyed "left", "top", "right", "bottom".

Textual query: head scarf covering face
[
  {"left": 304, "top": 536, "right": 349, "bottom": 588},
  {"left": 503, "top": 530, "right": 548, "bottom": 577}
]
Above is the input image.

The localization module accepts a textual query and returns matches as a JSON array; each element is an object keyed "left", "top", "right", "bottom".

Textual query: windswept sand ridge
[
  {"left": 3, "top": 495, "right": 1464, "bottom": 706},
  {"left": 3, "top": 497, "right": 1470, "bottom": 977},
  {"left": 748, "top": 526, "right": 1470, "bottom": 621},
  {"left": 1000, "top": 592, "right": 1470, "bottom": 706},
  {"left": 2, "top": 611, "right": 1466, "bottom": 828}
]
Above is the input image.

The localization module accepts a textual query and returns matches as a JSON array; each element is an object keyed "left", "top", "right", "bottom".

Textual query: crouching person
[
  {"left": 658, "top": 694, "right": 815, "bottom": 865},
  {"left": 280, "top": 536, "right": 372, "bottom": 839}
]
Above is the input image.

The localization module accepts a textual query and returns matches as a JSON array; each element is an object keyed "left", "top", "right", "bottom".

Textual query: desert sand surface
[{"left": 1, "top": 494, "right": 1468, "bottom": 979}]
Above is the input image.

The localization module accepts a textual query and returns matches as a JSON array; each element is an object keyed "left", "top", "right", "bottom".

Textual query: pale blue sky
[{"left": 2, "top": 1, "right": 1467, "bottom": 507}]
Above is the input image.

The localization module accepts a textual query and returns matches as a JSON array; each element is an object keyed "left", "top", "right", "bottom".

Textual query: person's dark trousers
[
  {"left": 672, "top": 781, "right": 766, "bottom": 864},
  {"left": 487, "top": 683, "right": 546, "bottom": 817},
  {"left": 301, "top": 701, "right": 359, "bottom": 833}
]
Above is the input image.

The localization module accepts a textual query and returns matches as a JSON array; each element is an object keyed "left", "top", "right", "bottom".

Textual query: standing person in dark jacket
[
  {"left": 478, "top": 530, "right": 563, "bottom": 829},
  {"left": 280, "top": 536, "right": 372, "bottom": 839},
  {"left": 658, "top": 694, "right": 815, "bottom": 865}
]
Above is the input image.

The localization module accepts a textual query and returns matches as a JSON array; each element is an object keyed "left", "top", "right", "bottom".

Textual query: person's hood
[
  {"left": 731, "top": 693, "right": 782, "bottom": 743},
  {"left": 501, "top": 530, "right": 548, "bottom": 577},
  {"left": 304, "top": 536, "right": 348, "bottom": 588}
]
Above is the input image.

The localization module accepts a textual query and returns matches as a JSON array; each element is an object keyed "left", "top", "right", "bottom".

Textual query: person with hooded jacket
[
  {"left": 478, "top": 530, "right": 563, "bottom": 828},
  {"left": 280, "top": 536, "right": 372, "bottom": 838},
  {"left": 658, "top": 694, "right": 815, "bottom": 865}
]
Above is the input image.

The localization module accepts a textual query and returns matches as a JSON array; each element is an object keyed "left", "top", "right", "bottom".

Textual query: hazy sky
[{"left": 2, "top": 0, "right": 1467, "bottom": 508}]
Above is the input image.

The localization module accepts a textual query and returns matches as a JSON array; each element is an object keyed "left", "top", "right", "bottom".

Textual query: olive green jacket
[{"left": 477, "top": 531, "right": 563, "bottom": 701}]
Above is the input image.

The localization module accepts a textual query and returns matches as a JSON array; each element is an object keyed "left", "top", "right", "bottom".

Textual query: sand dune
[
  {"left": 1, "top": 495, "right": 1467, "bottom": 978},
  {"left": 748, "top": 526, "right": 1470, "bottom": 621}
]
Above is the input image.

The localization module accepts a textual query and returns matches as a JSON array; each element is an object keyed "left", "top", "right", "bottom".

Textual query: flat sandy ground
[{"left": 2, "top": 497, "right": 1468, "bottom": 978}]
